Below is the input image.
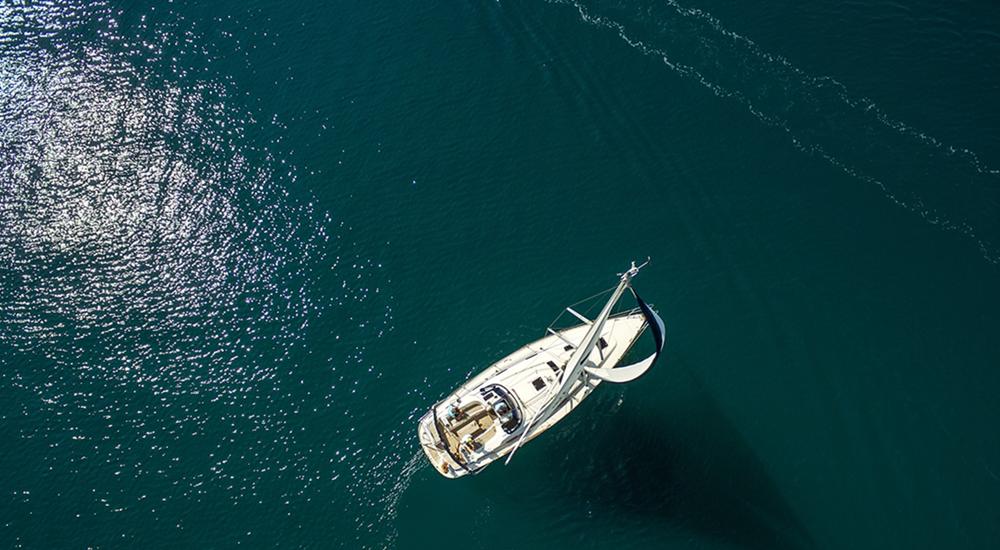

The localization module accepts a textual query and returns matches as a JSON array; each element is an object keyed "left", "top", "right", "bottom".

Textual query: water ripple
[{"left": 0, "top": 2, "right": 392, "bottom": 546}]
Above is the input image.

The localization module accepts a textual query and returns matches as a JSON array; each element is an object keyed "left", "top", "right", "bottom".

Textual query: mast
[
  {"left": 551, "top": 262, "right": 640, "bottom": 403},
  {"left": 504, "top": 260, "right": 646, "bottom": 465}
]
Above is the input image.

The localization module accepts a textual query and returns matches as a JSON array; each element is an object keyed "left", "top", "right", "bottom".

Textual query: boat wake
[
  {"left": 372, "top": 450, "right": 426, "bottom": 548},
  {"left": 549, "top": 0, "right": 1000, "bottom": 264},
  {"left": 339, "top": 402, "right": 430, "bottom": 549}
]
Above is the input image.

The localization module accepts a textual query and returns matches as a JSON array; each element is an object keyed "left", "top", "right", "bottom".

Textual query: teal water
[{"left": 2, "top": 0, "right": 999, "bottom": 548}]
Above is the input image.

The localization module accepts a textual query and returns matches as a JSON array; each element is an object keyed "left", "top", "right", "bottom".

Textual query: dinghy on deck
[{"left": 417, "top": 261, "right": 666, "bottom": 478}]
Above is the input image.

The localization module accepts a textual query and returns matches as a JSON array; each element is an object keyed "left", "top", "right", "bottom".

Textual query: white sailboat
[{"left": 417, "top": 261, "right": 666, "bottom": 478}]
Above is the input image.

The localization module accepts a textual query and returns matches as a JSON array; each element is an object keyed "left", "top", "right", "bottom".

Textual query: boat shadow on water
[{"left": 545, "top": 365, "right": 815, "bottom": 550}]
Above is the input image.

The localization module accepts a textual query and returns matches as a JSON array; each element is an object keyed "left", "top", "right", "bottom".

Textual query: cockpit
[{"left": 479, "top": 384, "right": 522, "bottom": 433}]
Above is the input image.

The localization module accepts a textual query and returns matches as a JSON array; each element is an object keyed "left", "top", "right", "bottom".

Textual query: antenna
[{"left": 620, "top": 257, "right": 651, "bottom": 281}]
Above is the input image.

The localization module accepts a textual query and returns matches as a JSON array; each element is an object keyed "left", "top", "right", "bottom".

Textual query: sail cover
[{"left": 584, "top": 288, "right": 665, "bottom": 383}]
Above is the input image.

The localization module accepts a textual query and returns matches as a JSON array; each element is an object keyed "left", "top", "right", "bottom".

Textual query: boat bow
[{"left": 503, "top": 260, "right": 657, "bottom": 465}]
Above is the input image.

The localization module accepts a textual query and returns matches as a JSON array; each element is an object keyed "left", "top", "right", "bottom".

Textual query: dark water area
[{"left": 2, "top": 1, "right": 999, "bottom": 548}]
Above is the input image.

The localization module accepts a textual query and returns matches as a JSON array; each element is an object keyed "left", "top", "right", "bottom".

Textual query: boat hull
[{"left": 417, "top": 311, "right": 648, "bottom": 478}]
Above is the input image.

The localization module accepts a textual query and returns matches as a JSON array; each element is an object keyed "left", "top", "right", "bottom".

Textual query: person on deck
[
  {"left": 445, "top": 402, "right": 462, "bottom": 423},
  {"left": 493, "top": 401, "right": 512, "bottom": 424}
]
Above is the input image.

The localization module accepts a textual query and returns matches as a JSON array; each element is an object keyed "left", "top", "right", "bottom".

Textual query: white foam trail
[
  {"left": 372, "top": 450, "right": 426, "bottom": 549},
  {"left": 659, "top": 0, "right": 1000, "bottom": 177},
  {"left": 547, "top": 0, "right": 1000, "bottom": 264}
]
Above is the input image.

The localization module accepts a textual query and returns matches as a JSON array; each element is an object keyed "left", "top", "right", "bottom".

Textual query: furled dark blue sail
[
  {"left": 583, "top": 287, "right": 666, "bottom": 383},
  {"left": 632, "top": 287, "right": 666, "bottom": 366}
]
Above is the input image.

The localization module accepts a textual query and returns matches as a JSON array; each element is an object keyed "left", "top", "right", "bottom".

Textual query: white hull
[{"left": 417, "top": 311, "right": 648, "bottom": 478}]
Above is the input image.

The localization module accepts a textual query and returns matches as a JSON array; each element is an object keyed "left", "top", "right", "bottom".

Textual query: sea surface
[{"left": 2, "top": 1, "right": 999, "bottom": 548}]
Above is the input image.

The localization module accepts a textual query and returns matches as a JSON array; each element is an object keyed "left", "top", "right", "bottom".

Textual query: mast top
[{"left": 621, "top": 258, "right": 651, "bottom": 283}]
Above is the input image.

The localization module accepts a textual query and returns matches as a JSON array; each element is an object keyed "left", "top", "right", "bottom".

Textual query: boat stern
[{"left": 417, "top": 409, "right": 467, "bottom": 479}]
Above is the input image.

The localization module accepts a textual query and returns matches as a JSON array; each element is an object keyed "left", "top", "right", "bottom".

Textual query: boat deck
[
  {"left": 439, "top": 402, "right": 498, "bottom": 462},
  {"left": 417, "top": 308, "right": 652, "bottom": 478}
]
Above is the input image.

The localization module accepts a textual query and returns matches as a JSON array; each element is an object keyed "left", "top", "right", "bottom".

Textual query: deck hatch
[{"left": 532, "top": 378, "right": 546, "bottom": 390}]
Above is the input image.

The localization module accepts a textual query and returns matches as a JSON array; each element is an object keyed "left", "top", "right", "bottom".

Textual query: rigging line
[
  {"left": 545, "top": 285, "right": 616, "bottom": 332},
  {"left": 569, "top": 285, "right": 616, "bottom": 309},
  {"left": 503, "top": 381, "right": 561, "bottom": 465},
  {"left": 530, "top": 341, "right": 569, "bottom": 366}
]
